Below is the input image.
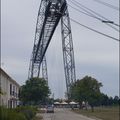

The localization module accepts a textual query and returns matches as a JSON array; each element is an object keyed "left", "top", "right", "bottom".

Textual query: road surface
[{"left": 37, "top": 108, "right": 101, "bottom": 120}]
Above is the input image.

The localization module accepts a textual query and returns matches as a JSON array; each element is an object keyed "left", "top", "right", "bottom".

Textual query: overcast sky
[{"left": 1, "top": 0, "right": 119, "bottom": 99}]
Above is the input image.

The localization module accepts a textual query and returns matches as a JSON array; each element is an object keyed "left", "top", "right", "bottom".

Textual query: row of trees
[
  {"left": 69, "top": 76, "right": 119, "bottom": 111},
  {"left": 19, "top": 76, "right": 119, "bottom": 110}
]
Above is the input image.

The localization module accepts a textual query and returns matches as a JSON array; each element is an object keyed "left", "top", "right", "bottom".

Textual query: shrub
[
  {"left": 0, "top": 106, "right": 26, "bottom": 120},
  {"left": 0, "top": 106, "right": 37, "bottom": 120},
  {"left": 15, "top": 106, "right": 37, "bottom": 120}
]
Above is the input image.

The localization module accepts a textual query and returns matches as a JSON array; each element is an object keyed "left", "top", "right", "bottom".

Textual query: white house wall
[{"left": 0, "top": 68, "right": 20, "bottom": 108}]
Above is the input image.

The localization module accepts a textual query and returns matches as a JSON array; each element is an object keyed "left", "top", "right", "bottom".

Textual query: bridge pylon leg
[{"left": 61, "top": 5, "right": 76, "bottom": 99}]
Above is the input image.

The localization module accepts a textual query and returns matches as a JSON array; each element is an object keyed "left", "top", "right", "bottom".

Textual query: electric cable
[
  {"left": 68, "top": 4, "right": 102, "bottom": 21},
  {"left": 93, "top": 0, "right": 119, "bottom": 11},
  {"left": 69, "top": 0, "right": 119, "bottom": 31},
  {"left": 70, "top": 18, "right": 119, "bottom": 42}
]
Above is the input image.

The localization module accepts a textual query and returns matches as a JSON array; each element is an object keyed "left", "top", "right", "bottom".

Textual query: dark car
[{"left": 46, "top": 105, "right": 54, "bottom": 113}]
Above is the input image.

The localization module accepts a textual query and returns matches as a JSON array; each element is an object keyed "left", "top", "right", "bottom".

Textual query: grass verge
[{"left": 73, "top": 106, "right": 119, "bottom": 120}]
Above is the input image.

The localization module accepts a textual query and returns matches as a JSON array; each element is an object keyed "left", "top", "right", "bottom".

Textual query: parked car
[{"left": 46, "top": 105, "right": 54, "bottom": 113}]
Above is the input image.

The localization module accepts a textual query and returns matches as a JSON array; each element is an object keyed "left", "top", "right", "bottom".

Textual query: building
[{"left": 0, "top": 68, "right": 20, "bottom": 108}]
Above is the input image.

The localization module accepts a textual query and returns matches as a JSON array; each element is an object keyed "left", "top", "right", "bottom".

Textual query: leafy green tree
[
  {"left": 70, "top": 76, "right": 103, "bottom": 111},
  {"left": 19, "top": 77, "right": 50, "bottom": 105},
  {"left": 107, "top": 96, "right": 114, "bottom": 106},
  {"left": 100, "top": 93, "right": 109, "bottom": 106},
  {"left": 113, "top": 96, "right": 119, "bottom": 105}
]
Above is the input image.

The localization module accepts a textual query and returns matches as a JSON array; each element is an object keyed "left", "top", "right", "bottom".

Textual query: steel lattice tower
[
  {"left": 28, "top": 0, "right": 76, "bottom": 99},
  {"left": 42, "top": 56, "right": 48, "bottom": 83}
]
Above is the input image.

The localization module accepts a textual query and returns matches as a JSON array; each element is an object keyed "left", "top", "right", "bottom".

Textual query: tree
[
  {"left": 19, "top": 77, "right": 50, "bottom": 105},
  {"left": 113, "top": 96, "right": 119, "bottom": 105},
  {"left": 100, "top": 93, "right": 109, "bottom": 106},
  {"left": 70, "top": 76, "right": 103, "bottom": 111}
]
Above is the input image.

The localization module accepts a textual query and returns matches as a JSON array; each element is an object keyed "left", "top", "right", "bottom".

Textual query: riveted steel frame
[
  {"left": 28, "top": 0, "right": 67, "bottom": 79},
  {"left": 28, "top": 0, "right": 47, "bottom": 79},
  {"left": 42, "top": 55, "right": 48, "bottom": 84},
  {"left": 61, "top": 3, "right": 76, "bottom": 99},
  {"left": 28, "top": 0, "right": 76, "bottom": 99}
]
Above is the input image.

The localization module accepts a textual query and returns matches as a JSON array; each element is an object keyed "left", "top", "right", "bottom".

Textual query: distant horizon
[{"left": 1, "top": 66, "right": 118, "bottom": 99}]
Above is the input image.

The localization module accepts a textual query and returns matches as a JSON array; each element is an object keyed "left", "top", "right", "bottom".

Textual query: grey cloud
[{"left": 1, "top": 0, "right": 119, "bottom": 98}]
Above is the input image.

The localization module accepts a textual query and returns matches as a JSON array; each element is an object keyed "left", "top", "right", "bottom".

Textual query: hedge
[{"left": 0, "top": 106, "right": 37, "bottom": 120}]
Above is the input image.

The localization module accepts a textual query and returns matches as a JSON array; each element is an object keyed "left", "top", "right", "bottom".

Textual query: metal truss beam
[
  {"left": 61, "top": 3, "right": 76, "bottom": 99},
  {"left": 42, "top": 55, "right": 48, "bottom": 84},
  {"left": 28, "top": 0, "right": 67, "bottom": 78},
  {"left": 28, "top": 0, "right": 76, "bottom": 99},
  {"left": 28, "top": 0, "right": 47, "bottom": 78}
]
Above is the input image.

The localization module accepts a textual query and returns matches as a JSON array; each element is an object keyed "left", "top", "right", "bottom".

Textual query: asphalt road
[{"left": 39, "top": 108, "right": 101, "bottom": 120}]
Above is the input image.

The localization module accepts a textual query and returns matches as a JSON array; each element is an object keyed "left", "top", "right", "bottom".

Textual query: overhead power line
[
  {"left": 68, "top": 4, "right": 102, "bottom": 21},
  {"left": 68, "top": 3, "right": 119, "bottom": 28},
  {"left": 93, "top": 0, "right": 119, "bottom": 11},
  {"left": 69, "top": 0, "right": 119, "bottom": 31},
  {"left": 70, "top": 18, "right": 119, "bottom": 42}
]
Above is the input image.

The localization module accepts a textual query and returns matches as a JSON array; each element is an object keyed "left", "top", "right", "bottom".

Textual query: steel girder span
[{"left": 28, "top": 0, "right": 76, "bottom": 98}]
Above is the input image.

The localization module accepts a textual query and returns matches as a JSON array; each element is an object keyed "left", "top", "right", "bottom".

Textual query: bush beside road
[{"left": 0, "top": 106, "right": 38, "bottom": 120}]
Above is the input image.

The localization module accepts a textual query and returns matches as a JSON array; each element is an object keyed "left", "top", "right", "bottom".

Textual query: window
[
  {"left": 13, "top": 86, "right": 15, "bottom": 96},
  {"left": 10, "top": 84, "right": 12, "bottom": 95}
]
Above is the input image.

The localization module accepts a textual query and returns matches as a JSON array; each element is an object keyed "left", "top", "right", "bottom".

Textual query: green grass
[{"left": 73, "top": 106, "right": 119, "bottom": 120}]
